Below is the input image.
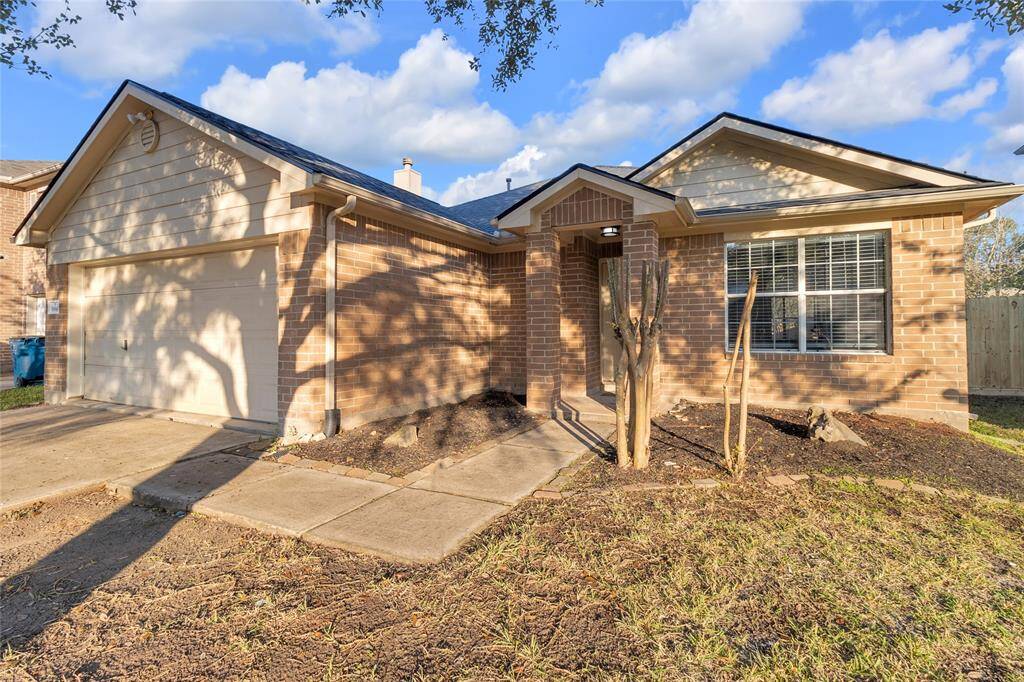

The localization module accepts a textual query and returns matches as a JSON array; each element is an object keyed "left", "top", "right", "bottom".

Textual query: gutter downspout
[{"left": 324, "top": 196, "right": 357, "bottom": 436}]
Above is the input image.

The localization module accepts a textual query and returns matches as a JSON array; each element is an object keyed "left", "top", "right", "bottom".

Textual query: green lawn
[
  {"left": 0, "top": 385, "right": 43, "bottom": 411},
  {"left": 971, "top": 396, "right": 1024, "bottom": 455}
]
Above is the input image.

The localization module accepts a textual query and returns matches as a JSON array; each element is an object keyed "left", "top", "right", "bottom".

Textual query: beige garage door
[{"left": 84, "top": 246, "right": 278, "bottom": 423}]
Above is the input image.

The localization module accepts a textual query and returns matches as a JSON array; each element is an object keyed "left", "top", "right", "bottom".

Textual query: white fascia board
[
  {"left": 496, "top": 167, "right": 677, "bottom": 230},
  {"left": 632, "top": 118, "right": 974, "bottom": 188},
  {"left": 697, "top": 183, "right": 1024, "bottom": 225}
]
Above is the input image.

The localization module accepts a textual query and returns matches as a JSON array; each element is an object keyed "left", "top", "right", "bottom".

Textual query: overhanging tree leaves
[
  {"left": 3, "top": 0, "right": 602, "bottom": 88},
  {"left": 944, "top": 0, "right": 1024, "bottom": 34}
]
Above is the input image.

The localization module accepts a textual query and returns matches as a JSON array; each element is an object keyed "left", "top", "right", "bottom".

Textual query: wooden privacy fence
[{"left": 967, "top": 295, "right": 1024, "bottom": 396}]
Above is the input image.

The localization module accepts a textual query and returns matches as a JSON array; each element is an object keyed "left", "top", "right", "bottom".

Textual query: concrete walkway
[
  {"left": 113, "top": 401, "right": 612, "bottom": 563},
  {"left": 3, "top": 399, "right": 614, "bottom": 564}
]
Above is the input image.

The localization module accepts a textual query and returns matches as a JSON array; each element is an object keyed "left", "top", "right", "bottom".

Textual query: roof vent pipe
[{"left": 506, "top": 177, "right": 512, "bottom": 191}]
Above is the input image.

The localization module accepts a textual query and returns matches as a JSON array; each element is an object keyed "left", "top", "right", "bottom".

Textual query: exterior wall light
[{"left": 601, "top": 225, "right": 621, "bottom": 238}]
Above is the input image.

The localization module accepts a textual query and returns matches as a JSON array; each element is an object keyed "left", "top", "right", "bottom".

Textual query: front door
[{"left": 598, "top": 257, "right": 621, "bottom": 390}]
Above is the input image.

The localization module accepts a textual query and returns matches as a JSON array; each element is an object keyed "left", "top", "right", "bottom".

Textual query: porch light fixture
[{"left": 601, "top": 225, "right": 621, "bottom": 238}]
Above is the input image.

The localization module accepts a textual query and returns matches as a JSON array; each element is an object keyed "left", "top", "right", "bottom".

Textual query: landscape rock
[
  {"left": 806, "top": 406, "right": 868, "bottom": 447},
  {"left": 384, "top": 424, "right": 419, "bottom": 448}
]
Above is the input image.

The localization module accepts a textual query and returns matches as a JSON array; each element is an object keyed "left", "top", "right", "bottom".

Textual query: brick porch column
[
  {"left": 623, "top": 219, "right": 659, "bottom": 316},
  {"left": 44, "top": 262, "right": 69, "bottom": 405},
  {"left": 277, "top": 205, "right": 328, "bottom": 436},
  {"left": 621, "top": 219, "right": 662, "bottom": 407},
  {"left": 526, "top": 230, "right": 561, "bottom": 414}
]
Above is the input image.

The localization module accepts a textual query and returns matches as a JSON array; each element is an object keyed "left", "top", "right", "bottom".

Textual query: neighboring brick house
[
  {"left": 1, "top": 160, "right": 60, "bottom": 378},
  {"left": 14, "top": 81, "right": 1023, "bottom": 435}
]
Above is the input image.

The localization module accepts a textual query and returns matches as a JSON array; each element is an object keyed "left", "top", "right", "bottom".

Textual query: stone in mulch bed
[
  {"left": 288, "top": 391, "right": 543, "bottom": 477},
  {"left": 572, "top": 402, "right": 1024, "bottom": 502}
]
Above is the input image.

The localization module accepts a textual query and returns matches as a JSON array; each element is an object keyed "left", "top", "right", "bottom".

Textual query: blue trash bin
[{"left": 9, "top": 336, "right": 45, "bottom": 387}]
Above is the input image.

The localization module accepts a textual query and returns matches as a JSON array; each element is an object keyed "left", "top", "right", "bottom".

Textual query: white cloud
[
  {"left": 34, "top": 0, "right": 378, "bottom": 82},
  {"left": 201, "top": 30, "right": 519, "bottom": 167},
  {"left": 440, "top": 146, "right": 548, "bottom": 205},
  {"left": 761, "top": 23, "right": 990, "bottom": 129},
  {"left": 592, "top": 0, "right": 805, "bottom": 104},
  {"left": 441, "top": 0, "right": 805, "bottom": 204},
  {"left": 979, "top": 43, "right": 1024, "bottom": 152},
  {"left": 938, "top": 78, "right": 998, "bottom": 119}
]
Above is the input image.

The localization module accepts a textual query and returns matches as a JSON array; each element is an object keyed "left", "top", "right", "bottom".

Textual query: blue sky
[{"left": 2, "top": 0, "right": 1021, "bottom": 217}]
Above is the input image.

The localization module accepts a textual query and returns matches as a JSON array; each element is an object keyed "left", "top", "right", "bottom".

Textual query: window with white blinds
[{"left": 726, "top": 231, "right": 890, "bottom": 353}]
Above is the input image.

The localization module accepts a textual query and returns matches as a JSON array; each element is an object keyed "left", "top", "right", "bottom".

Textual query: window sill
[{"left": 723, "top": 349, "right": 891, "bottom": 358}]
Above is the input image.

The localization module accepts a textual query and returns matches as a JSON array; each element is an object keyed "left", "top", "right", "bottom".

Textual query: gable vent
[{"left": 139, "top": 119, "right": 160, "bottom": 153}]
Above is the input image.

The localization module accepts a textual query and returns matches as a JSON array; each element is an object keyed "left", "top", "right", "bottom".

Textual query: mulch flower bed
[
  {"left": 290, "top": 391, "right": 542, "bottom": 477},
  {"left": 574, "top": 402, "right": 1024, "bottom": 502}
]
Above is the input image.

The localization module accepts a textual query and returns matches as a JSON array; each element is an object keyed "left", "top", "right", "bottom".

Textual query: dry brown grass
[{"left": 2, "top": 477, "right": 1023, "bottom": 680}]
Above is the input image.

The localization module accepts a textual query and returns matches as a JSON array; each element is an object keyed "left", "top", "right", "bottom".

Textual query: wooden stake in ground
[
  {"left": 723, "top": 271, "right": 758, "bottom": 479},
  {"left": 607, "top": 255, "right": 669, "bottom": 470}
]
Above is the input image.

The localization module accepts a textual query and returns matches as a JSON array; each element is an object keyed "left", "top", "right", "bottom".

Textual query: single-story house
[
  {"left": 15, "top": 81, "right": 1023, "bottom": 434},
  {"left": 1, "top": 160, "right": 60, "bottom": 376}
]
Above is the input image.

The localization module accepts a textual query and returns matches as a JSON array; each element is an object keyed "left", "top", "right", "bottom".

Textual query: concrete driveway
[{"left": 0, "top": 405, "right": 256, "bottom": 512}]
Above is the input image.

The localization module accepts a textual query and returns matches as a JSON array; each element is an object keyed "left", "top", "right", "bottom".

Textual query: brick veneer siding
[
  {"left": 335, "top": 213, "right": 492, "bottom": 427},
  {"left": 43, "top": 262, "right": 68, "bottom": 403},
  {"left": 658, "top": 213, "right": 970, "bottom": 429},
  {"left": 1, "top": 186, "right": 47, "bottom": 374},
  {"left": 277, "top": 208, "right": 327, "bottom": 436},
  {"left": 526, "top": 230, "right": 561, "bottom": 413},
  {"left": 560, "top": 236, "right": 601, "bottom": 395},
  {"left": 489, "top": 250, "right": 527, "bottom": 393}
]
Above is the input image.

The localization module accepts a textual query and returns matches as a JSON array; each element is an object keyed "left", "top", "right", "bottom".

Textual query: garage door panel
[{"left": 84, "top": 246, "right": 278, "bottom": 423}]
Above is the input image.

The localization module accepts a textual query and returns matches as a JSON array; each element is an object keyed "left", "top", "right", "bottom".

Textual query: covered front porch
[{"left": 494, "top": 165, "right": 694, "bottom": 415}]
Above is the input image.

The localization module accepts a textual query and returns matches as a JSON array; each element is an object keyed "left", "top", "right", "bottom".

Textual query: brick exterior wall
[
  {"left": 27, "top": 181, "right": 971, "bottom": 433},
  {"left": 277, "top": 207, "right": 327, "bottom": 435},
  {"left": 658, "top": 213, "right": 970, "bottom": 429},
  {"left": 335, "top": 213, "right": 492, "bottom": 427},
  {"left": 1, "top": 185, "right": 47, "bottom": 375},
  {"left": 489, "top": 250, "right": 526, "bottom": 393},
  {"left": 560, "top": 235, "right": 601, "bottom": 395}
]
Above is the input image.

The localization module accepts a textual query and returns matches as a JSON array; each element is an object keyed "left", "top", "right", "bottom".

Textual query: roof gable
[
  {"left": 495, "top": 164, "right": 692, "bottom": 231},
  {"left": 18, "top": 80, "right": 503, "bottom": 246},
  {"left": 628, "top": 113, "right": 990, "bottom": 189}
]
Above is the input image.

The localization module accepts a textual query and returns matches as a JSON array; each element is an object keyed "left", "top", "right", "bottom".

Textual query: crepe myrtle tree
[
  {"left": 1, "top": 0, "right": 603, "bottom": 89},
  {"left": 607, "top": 256, "right": 668, "bottom": 470}
]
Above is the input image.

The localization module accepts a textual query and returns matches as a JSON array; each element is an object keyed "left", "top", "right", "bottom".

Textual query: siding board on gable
[
  {"left": 48, "top": 110, "right": 306, "bottom": 264},
  {"left": 647, "top": 138, "right": 897, "bottom": 210}
]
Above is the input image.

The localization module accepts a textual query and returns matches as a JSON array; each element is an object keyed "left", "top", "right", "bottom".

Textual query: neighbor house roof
[{"left": 0, "top": 160, "right": 60, "bottom": 188}]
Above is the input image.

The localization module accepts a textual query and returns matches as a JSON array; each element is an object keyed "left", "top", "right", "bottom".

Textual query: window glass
[{"left": 726, "top": 232, "right": 888, "bottom": 352}]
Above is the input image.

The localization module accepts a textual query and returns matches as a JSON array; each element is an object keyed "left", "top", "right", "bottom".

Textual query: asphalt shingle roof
[{"left": 0, "top": 160, "right": 60, "bottom": 181}]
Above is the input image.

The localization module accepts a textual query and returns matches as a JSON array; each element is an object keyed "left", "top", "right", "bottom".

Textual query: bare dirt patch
[
  {"left": 290, "top": 392, "right": 542, "bottom": 477},
  {"left": 576, "top": 402, "right": 1024, "bottom": 501},
  {"left": 2, "top": 484, "right": 1022, "bottom": 680}
]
